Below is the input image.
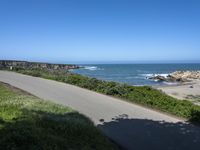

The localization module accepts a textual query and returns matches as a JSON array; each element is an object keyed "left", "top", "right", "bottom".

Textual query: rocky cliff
[
  {"left": 171, "top": 71, "right": 200, "bottom": 80},
  {"left": 148, "top": 71, "right": 200, "bottom": 82},
  {"left": 0, "top": 60, "right": 79, "bottom": 70}
]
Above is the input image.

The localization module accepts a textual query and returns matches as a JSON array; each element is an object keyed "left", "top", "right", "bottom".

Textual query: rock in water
[{"left": 148, "top": 75, "right": 166, "bottom": 81}]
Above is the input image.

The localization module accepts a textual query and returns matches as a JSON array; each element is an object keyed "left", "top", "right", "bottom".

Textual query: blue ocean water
[{"left": 71, "top": 64, "right": 200, "bottom": 86}]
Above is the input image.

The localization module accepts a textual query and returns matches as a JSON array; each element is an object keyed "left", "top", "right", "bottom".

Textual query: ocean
[{"left": 71, "top": 64, "right": 200, "bottom": 86}]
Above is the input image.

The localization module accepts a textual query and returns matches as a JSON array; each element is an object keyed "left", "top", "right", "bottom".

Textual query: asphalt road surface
[{"left": 0, "top": 71, "right": 200, "bottom": 150}]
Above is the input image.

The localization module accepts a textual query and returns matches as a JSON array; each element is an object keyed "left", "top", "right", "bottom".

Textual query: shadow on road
[{"left": 98, "top": 114, "right": 200, "bottom": 150}]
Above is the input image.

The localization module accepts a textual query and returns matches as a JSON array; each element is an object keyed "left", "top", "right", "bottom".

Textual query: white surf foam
[
  {"left": 163, "top": 81, "right": 179, "bottom": 85},
  {"left": 142, "top": 73, "right": 169, "bottom": 78},
  {"left": 83, "top": 66, "right": 103, "bottom": 71}
]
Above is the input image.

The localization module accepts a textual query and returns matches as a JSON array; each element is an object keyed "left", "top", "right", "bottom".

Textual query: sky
[{"left": 0, "top": 0, "right": 200, "bottom": 64}]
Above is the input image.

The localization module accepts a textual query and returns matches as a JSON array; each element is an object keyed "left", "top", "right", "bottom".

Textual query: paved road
[{"left": 0, "top": 71, "right": 200, "bottom": 150}]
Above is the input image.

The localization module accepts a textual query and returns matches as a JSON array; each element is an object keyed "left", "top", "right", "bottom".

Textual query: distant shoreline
[{"left": 0, "top": 60, "right": 79, "bottom": 70}]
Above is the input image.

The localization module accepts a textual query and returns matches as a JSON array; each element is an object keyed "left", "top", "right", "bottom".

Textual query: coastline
[
  {"left": 72, "top": 64, "right": 200, "bottom": 86},
  {"left": 0, "top": 60, "right": 79, "bottom": 70},
  {"left": 0, "top": 60, "right": 200, "bottom": 105}
]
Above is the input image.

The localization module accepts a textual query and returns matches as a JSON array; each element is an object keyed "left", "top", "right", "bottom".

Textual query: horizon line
[{"left": 1, "top": 59, "right": 200, "bottom": 65}]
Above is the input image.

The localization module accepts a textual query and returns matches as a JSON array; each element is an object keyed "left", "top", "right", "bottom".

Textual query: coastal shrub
[
  {"left": 102, "top": 82, "right": 129, "bottom": 97},
  {"left": 30, "top": 71, "right": 42, "bottom": 77},
  {"left": 65, "top": 74, "right": 88, "bottom": 85},
  {"left": 190, "top": 107, "right": 200, "bottom": 122},
  {"left": 80, "top": 78, "right": 101, "bottom": 90},
  {"left": 11, "top": 68, "right": 200, "bottom": 123},
  {"left": 94, "top": 81, "right": 108, "bottom": 93}
]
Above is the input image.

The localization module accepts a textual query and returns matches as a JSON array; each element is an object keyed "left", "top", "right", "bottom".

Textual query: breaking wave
[
  {"left": 83, "top": 66, "right": 103, "bottom": 71},
  {"left": 141, "top": 73, "right": 169, "bottom": 78}
]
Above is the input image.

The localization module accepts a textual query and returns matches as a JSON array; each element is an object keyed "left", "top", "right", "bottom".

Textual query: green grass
[
  {"left": 11, "top": 68, "right": 200, "bottom": 123},
  {"left": 0, "top": 83, "right": 118, "bottom": 150}
]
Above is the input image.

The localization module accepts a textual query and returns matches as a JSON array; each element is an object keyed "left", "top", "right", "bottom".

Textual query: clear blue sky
[{"left": 0, "top": 0, "right": 200, "bottom": 64}]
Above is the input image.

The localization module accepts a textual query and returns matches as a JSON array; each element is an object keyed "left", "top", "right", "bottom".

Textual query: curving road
[{"left": 0, "top": 71, "right": 200, "bottom": 150}]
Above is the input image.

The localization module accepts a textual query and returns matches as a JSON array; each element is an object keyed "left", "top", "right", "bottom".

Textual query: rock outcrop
[
  {"left": 0, "top": 60, "right": 79, "bottom": 70},
  {"left": 171, "top": 71, "right": 200, "bottom": 80},
  {"left": 148, "top": 75, "right": 167, "bottom": 81},
  {"left": 148, "top": 71, "right": 200, "bottom": 82}
]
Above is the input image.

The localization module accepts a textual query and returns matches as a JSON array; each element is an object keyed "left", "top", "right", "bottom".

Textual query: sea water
[{"left": 71, "top": 64, "right": 200, "bottom": 86}]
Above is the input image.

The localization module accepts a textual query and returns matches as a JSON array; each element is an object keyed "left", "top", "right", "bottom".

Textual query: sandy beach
[{"left": 156, "top": 80, "right": 200, "bottom": 105}]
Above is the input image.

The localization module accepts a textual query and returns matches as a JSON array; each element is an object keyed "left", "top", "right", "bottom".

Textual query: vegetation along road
[
  {"left": 0, "top": 82, "right": 118, "bottom": 150},
  {"left": 0, "top": 71, "right": 200, "bottom": 150}
]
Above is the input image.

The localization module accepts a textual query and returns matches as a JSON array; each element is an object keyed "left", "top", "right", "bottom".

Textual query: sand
[{"left": 156, "top": 79, "right": 200, "bottom": 105}]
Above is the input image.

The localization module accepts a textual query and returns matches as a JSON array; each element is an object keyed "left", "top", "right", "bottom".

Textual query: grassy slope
[
  {"left": 13, "top": 68, "right": 200, "bottom": 123},
  {"left": 0, "top": 83, "right": 118, "bottom": 150}
]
